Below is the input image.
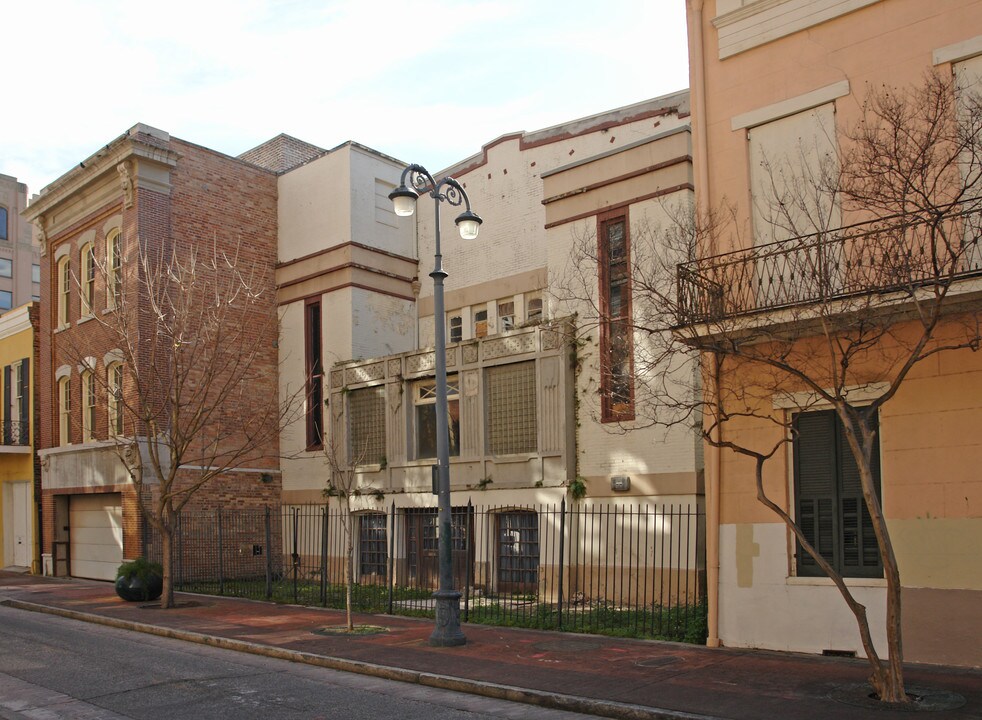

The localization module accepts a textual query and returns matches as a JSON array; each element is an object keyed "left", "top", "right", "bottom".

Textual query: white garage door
[{"left": 70, "top": 493, "right": 123, "bottom": 581}]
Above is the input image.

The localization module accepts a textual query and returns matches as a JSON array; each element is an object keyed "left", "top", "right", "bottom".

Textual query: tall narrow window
[
  {"left": 57, "top": 256, "right": 70, "bottom": 327},
  {"left": 498, "top": 300, "right": 515, "bottom": 331},
  {"left": 599, "top": 212, "right": 634, "bottom": 422},
  {"left": 793, "top": 410, "right": 883, "bottom": 578},
  {"left": 107, "top": 230, "right": 122, "bottom": 309},
  {"left": 0, "top": 291, "right": 11, "bottom": 312},
  {"left": 305, "top": 299, "right": 323, "bottom": 449},
  {"left": 58, "top": 377, "right": 71, "bottom": 446},
  {"left": 0, "top": 207, "right": 7, "bottom": 241},
  {"left": 81, "top": 243, "right": 95, "bottom": 315},
  {"left": 414, "top": 377, "right": 460, "bottom": 459},
  {"left": 448, "top": 314, "right": 463, "bottom": 343},
  {"left": 81, "top": 370, "right": 96, "bottom": 442},
  {"left": 108, "top": 363, "right": 123, "bottom": 436}
]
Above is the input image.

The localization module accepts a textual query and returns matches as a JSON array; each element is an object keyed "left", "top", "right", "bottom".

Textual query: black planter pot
[{"left": 115, "top": 573, "right": 163, "bottom": 602}]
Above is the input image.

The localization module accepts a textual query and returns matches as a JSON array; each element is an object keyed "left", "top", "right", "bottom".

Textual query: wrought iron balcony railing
[
  {"left": 676, "top": 206, "right": 982, "bottom": 327},
  {"left": 1, "top": 419, "right": 29, "bottom": 446}
]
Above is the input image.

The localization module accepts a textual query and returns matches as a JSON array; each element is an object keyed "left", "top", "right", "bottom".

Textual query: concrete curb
[{"left": 1, "top": 598, "right": 722, "bottom": 720}]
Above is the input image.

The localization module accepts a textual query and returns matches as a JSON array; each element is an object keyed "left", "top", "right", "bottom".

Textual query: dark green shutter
[
  {"left": 793, "top": 411, "right": 838, "bottom": 576},
  {"left": 18, "top": 358, "right": 28, "bottom": 444},
  {"left": 837, "top": 414, "right": 882, "bottom": 577},
  {"left": 2, "top": 365, "right": 9, "bottom": 445}
]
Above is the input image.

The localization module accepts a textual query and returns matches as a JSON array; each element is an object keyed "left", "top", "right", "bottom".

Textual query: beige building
[
  {"left": 684, "top": 0, "right": 982, "bottom": 666},
  {"left": 0, "top": 175, "right": 41, "bottom": 311},
  {"left": 299, "top": 95, "right": 704, "bottom": 602}
]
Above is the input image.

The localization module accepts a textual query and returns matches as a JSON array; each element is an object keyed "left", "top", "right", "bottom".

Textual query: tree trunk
[{"left": 160, "top": 524, "right": 174, "bottom": 610}]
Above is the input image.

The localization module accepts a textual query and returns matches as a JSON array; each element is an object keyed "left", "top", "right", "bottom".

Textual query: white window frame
[
  {"left": 108, "top": 362, "right": 123, "bottom": 436},
  {"left": 58, "top": 377, "right": 70, "bottom": 445},
  {"left": 107, "top": 229, "right": 122, "bottom": 309}
]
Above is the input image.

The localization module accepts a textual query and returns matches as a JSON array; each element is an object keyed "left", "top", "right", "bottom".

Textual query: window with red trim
[
  {"left": 599, "top": 212, "right": 634, "bottom": 422},
  {"left": 305, "top": 299, "right": 324, "bottom": 449}
]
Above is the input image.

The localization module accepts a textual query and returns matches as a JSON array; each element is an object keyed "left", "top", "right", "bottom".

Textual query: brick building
[{"left": 24, "top": 124, "right": 282, "bottom": 581}]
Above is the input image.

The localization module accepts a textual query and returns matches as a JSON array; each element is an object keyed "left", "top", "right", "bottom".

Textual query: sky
[{"left": 1, "top": 1, "right": 690, "bottom": 196}]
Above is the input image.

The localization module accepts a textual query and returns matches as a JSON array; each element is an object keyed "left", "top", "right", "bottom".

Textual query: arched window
[
  {"left": 107, "top": 362, "right": 123, "bottom": 436},
  {"left": 106, "top": 229, "right": 122, "bottom": 309},
  {"left": 81, "top": 370, "right": 96, "bottom": 442},
  {"left": 80, "top": 242, "right": 95, "bottom": 315},
  {"left": 57, "top": 256, "right": 71, "bottom": 327},
  {"left": 58, "top": 376, "right": 71, "bottom": 445}
]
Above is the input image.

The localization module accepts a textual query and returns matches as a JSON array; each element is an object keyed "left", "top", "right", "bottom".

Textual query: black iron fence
[
  {"left": 676, "top": 205, "right": 982, "bottom": 325},
  {"left": 144, "top": 501, "right": 706, "bottom": 643}
]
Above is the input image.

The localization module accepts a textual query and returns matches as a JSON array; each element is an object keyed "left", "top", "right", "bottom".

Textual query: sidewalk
[{"left": 0, "top": 572, "right": 978, "bottom": 720}]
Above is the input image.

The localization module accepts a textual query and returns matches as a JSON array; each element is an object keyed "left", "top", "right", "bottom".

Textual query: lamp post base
[{"left": 429, "top": 590, "right": 466, "bottom": 647}]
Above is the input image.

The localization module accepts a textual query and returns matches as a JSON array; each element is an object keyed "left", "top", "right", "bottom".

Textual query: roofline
[{"left": 436, "top": 89, "right": 691, "bottom": 178}]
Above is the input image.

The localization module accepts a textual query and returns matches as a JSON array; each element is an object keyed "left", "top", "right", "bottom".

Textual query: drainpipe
[
  {"left": 706, "top": 356, "right": 721, "bottom": 648},
  {"left": 687, "top": 0, "right": 720, "bottom": 648},
  {"left": 687, "top": 0, "right": 711, "bottom": 222}
]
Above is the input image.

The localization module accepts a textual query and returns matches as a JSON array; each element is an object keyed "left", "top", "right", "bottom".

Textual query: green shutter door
[{"left": 793, "top": 411, "right": 838, "bottom": 576}]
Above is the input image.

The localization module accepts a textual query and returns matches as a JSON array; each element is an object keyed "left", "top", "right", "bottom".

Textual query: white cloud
[{"left": 1, "top": 0, "right": 688, "bottom": 194}]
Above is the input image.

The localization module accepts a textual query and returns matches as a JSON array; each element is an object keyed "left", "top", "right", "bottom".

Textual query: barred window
[
  {"left": 359, "top": 513, "right": 387, "bottom": 579},
  {"left": 497, "top": 511, "right": 539, "bottom": 592},
  {"left": 348, "top": 386, "right": 386, "bottom": 464},
  {"left": 486, "top": 361, "right": 536, "bottom": 455}
]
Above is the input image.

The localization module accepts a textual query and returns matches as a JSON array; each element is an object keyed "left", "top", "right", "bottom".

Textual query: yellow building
[
  {"left": 683, "top": 0, "right": 982, "bottom": 667},
  {"left": 0, "top": 303, "right": 38, "bottom": 572}
]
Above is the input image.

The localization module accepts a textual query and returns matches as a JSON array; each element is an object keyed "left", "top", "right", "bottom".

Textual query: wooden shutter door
[
  {"left": 794, "top": 411, "right": 838, "bottom": 576},
  {"left": 836, "top": 414, "right": 883, "bottom": 577}
]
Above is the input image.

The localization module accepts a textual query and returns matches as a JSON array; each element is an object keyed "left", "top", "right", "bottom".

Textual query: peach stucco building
[{"left": 685, "top": 0, "right": 982, "bottom": 666}]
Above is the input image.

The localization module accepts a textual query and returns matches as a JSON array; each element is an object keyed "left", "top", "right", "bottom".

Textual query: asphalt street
[{"left": 0, "top": 604, "right": 596, "bottom": 720}]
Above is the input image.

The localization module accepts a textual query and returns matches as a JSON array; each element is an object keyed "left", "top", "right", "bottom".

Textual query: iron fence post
[
  {"left": 463, "top": 499, "right": 472, "bottom": 623},
  {"left": 387, "top": 501, "right": 395, "bottom": 615},
  {"left": 265, "top": 506, "right": 273, "bottom": 599},
  {"left": 320, "top": 506, "right": 328, "bottom": 607},
  {"left": 557, "top": 498, "right": 565, "bottom": 631},
  {"left": 217, "top": 508, "right": 225, "bottom": 596},
  {"left": 292, "top": 506, "right": 299, "bottom": 604}
]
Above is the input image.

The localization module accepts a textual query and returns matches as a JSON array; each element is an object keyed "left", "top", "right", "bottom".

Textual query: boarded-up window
[{"left": 749, "top": 103, "right": 839, "bottom": 245}]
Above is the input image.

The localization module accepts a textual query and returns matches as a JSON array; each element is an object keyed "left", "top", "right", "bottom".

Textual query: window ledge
[
  {"left": 354, "top": 463, "right": 383, "bottom": 473},
  {"left": 786, "top": 576, "right": 886, "bottom": 588},
  {"left": 54, "top": 325, "right": 70, "bottom": 334},
  {"left": 77, "top": 315, "right": 95, "bottom": 325}
]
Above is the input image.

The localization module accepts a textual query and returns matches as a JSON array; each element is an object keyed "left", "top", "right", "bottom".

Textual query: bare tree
[
  {"left": 559, "top": 73, "right": 982, "bottom": 703},
  {"left": 321, "top": 431, "right": 383, "bottom": 632},
  {"left": 64, "top": 237, "right": 287, "bottom": 609}
]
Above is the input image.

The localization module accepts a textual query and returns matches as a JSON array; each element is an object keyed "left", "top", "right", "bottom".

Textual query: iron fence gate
[{"left": 144, "top": 500, "right": 706, "bottom": 643}]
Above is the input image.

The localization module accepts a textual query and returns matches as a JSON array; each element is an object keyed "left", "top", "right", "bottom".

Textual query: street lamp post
[{"left": 390, "top": 164, "right": 482, "bottom": 647}]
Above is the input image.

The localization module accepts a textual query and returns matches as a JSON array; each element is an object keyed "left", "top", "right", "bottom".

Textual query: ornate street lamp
[{"left": 390, "top": 164, "right": 482, "bottom": 647}]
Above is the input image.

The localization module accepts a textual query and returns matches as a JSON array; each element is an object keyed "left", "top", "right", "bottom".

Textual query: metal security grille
[
  {"left": 497, "top": 511, "right": 539, "bottom": 592},
  {"left": 348, "top": 386, "right": 385, "bottom": 464},
  {"left": 486, "top": 361, "right": 536, "bottom": 455},
  {"left": 358, "top": 513, "right": 387, "bottom": 579}
]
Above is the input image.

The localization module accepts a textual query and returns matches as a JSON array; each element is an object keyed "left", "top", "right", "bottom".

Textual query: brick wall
[{"left": 38, "top": 131, "right": 282, "bottom": 563}]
